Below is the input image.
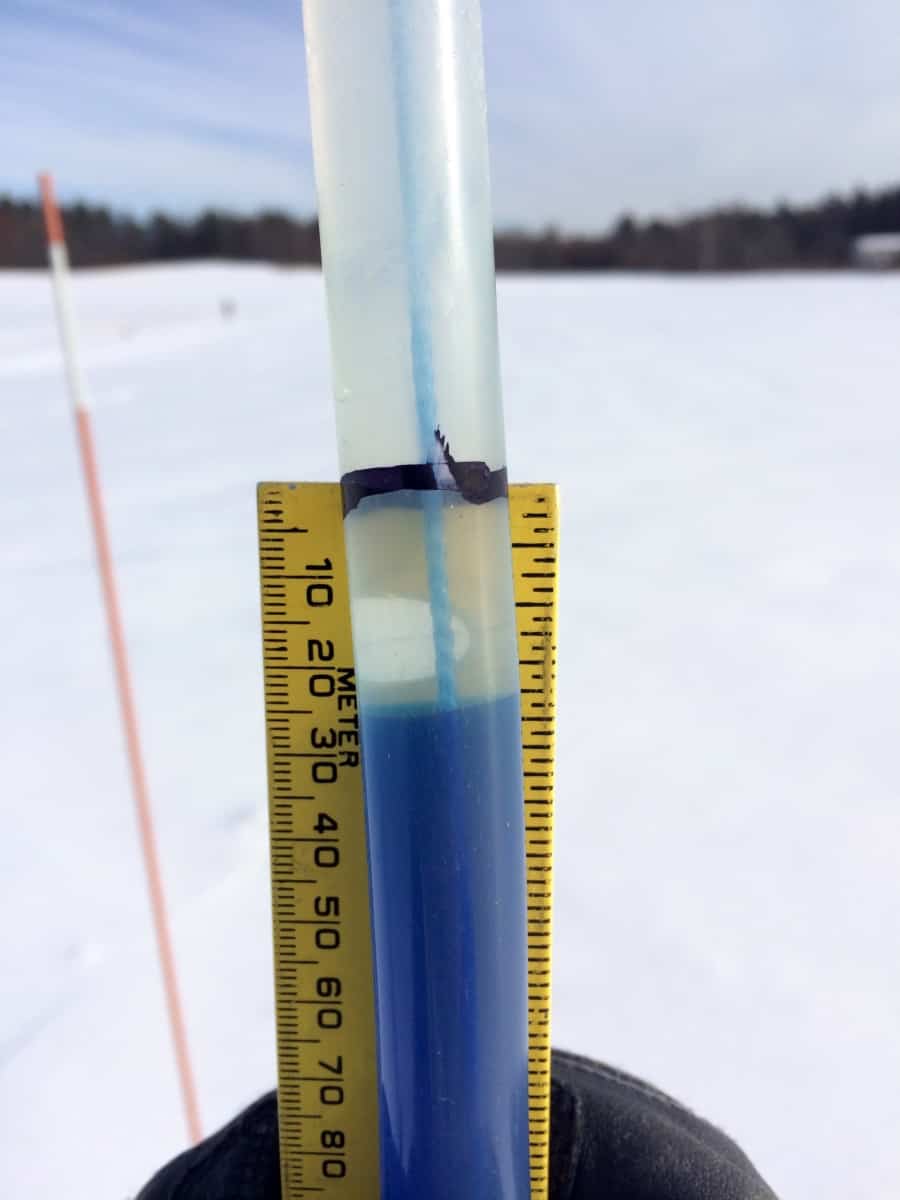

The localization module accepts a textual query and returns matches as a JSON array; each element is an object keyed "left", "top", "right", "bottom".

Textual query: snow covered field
[{"left": 1, "top": 262, "right": 898, "bottom": 1199}]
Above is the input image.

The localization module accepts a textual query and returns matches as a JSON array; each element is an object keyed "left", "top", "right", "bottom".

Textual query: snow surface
[{"left": 1, "top": 262, "right": 898, "bottom": 1199}]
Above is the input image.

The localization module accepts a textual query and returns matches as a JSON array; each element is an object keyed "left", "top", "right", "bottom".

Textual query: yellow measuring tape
[{"left": 258, "top": 482, "right": 558, "bottom": 1199}]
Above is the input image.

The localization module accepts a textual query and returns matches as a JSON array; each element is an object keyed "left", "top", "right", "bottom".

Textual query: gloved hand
[{"left": 138, "top": 1048, "right": 777, "bottom": 1199}]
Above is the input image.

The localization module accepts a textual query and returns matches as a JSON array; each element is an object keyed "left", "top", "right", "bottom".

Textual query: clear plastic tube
[{"left": 302, "top": 2, "right": 530, "bottom": 1196}]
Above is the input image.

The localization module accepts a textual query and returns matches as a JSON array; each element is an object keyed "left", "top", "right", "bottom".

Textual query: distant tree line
[
  {"left": 0, "top": 201, "right": 322, "bottom": 269},
  {"left": 2, "top": 183, "right": 899, "bottom": 271}
]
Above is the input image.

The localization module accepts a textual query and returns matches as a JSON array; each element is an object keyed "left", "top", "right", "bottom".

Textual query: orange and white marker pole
[{"left": 38, "top": 172, "right": 203, "bottom": 1147}]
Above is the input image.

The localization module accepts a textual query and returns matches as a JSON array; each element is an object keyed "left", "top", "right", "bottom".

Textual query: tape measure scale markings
[
  {"left": 258, "top": 483, "right": 558, "bottom": 1200},
  {"left": 511, "top": 485, "right": 559, "bottom": 1197}
]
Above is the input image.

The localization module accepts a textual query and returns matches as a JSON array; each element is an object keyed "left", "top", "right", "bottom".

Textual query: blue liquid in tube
[{"left": 362, "top": 694, "right": 530, "bottom": 1200}]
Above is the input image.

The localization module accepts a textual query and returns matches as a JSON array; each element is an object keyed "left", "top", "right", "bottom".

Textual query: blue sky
[{"left": 3, "top": 0, "right": 899, "bottom": 230}]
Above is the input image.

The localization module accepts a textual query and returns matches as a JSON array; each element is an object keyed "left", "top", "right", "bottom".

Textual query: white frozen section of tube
[
  {"left": 302, "top": 0, "right": 506, "bottom": 474},
  {"left": 343, "top": 494, "right": 520, "bottom": 706}
]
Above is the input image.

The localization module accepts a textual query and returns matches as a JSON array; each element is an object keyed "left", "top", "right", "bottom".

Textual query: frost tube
[{"left": 302, "top": 2, "right": 530, "bottom": 1197}]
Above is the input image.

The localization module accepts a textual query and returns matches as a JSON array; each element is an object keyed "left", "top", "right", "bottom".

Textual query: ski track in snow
[{"left": 1, "top": 262, "right": 898, "bottom": 1198}]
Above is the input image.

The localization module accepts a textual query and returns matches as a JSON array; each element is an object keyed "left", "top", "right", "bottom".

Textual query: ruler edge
[
  {"left": 258, "top": 481, "right": 381, "bottom": 1200},
  {"left": 512, "top": 482, "right": 558, "bottom": 1197}
]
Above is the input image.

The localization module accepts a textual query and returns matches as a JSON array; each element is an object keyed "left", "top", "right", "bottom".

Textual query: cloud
[
  {"left": 2, "top": 0, "right": 316, "bottom": 214},
  {"left": 481, "top": 0, "right": 900, "bottom": 227},
  {"left": 2, "top": 0, "right": 900, "bottom": 229}
]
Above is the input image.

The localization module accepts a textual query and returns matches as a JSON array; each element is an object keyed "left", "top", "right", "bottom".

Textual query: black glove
[{"left": 138, "top": 1048, "right": 777, "bottom": 1199}]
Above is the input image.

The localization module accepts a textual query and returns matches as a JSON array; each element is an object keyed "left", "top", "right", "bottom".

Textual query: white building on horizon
[{"left": 854, "top": 232, "right": 900, "bottom": 269}]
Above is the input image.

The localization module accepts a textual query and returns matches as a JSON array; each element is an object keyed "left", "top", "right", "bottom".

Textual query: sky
[{"left": 2, "top": 0, "right": 900, "bottom": 231}]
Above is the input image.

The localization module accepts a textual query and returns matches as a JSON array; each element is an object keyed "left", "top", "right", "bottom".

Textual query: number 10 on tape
[{"left": 258, "top": 482, "right": 558, "bottom": 1200}]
